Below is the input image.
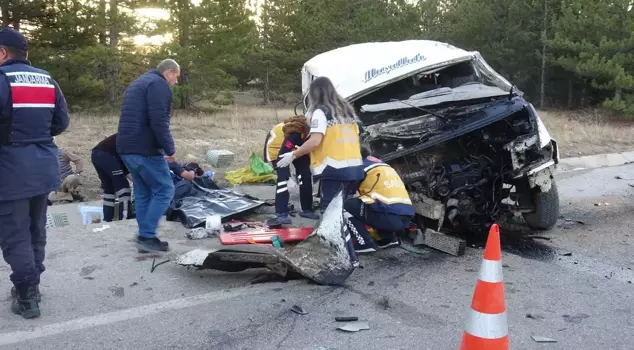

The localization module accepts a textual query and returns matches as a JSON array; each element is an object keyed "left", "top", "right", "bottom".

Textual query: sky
[{"left": 133, "top": 0, "right": 262, "bottom": 46}]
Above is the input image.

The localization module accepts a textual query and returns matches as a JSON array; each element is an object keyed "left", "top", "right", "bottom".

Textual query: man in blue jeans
[{"left": 116, "top": 59, "right": 180, "bottom": 253}]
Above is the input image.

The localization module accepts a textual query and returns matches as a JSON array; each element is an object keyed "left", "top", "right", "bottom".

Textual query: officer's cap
[{"left": 0, "top": 27, "right": 28, "bottom": 52}]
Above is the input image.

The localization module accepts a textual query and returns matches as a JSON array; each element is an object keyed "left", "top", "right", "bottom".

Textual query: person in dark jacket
[
  {"left": 0, "top": 28, "right": 69, "bottom": 319},
  {"left": 91, "top": 133, "right": 134, "bottom": 222},
  {"left": 116, "top": 59, "right": 180, "bottom": 253}
]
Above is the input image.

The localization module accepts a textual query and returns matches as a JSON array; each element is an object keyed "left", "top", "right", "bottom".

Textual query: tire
[{"left": 522, "top": 179, "right": 560, "bottom": 230}]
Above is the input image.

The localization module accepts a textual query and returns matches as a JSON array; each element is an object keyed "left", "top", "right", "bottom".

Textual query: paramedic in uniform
[
  {"left": 276, "top": 77, "right": 365, "bottom": 213},
  {"left": 0, "top": 28, "right": 69, "bottom": 319},
  {"left": 263, "top": 115, "right": 318, "bottom": 227},
  {"left": 345, "top": 146, "right": 415, "bottom": 253}
]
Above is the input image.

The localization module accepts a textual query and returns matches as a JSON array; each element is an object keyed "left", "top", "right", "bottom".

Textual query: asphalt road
[{"left": 1, "top": 164, "right": 633, "bottom": 350}]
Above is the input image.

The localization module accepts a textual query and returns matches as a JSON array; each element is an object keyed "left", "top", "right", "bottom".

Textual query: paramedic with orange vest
[
  {"left": 264, "top": 116, "right": 319, "bottom": 227},
  {"left": 344, "top": 146, "right": 415, "bottom": 253}
]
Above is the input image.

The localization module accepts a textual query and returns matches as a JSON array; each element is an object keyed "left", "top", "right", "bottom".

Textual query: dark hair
[
  {"left": 360, "top": 145, "right": 372, "bottom": 158},
  {"left": 1, "top": 45, "right": 26, "bottom": 60},
  {"left": 307, "top": 76, "right": 358, "bottom": 122}
]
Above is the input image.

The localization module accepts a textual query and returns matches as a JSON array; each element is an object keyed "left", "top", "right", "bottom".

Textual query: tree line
[{"left": 3, "top": 0, "right": 634, "bottom": 116}]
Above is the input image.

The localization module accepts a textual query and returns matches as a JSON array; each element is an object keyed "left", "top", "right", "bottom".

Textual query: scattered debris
[
  {"left": 525, "top": 313, "right": 544, "bottom": 320},
  {"left": 367, "top": 281, "right": 375, "bottom": 286},
  {"left": 561, "top": 252, "right": 573, "bottom": 257},
  {"left": 223, "top": 222, "right": 245, "bottom": 232},
  {"left": 531, "top": 335, "right": 557, "bottom": 343},
  {"left": 92, "top": 224, "right": 111, "bottom": 233},
  {"left": 629, "top": 184, "right": 634, "bottom": 188},
  {"left": 335, "top": 316, "right": 358, "bottom": 322},
  {"left": 109, "top": 286, "right": 124, "bottom": 297},
  {"left": 83, "top": 276, "right": 95, "bottom": 280},
  {"left": 594, "top": 202, "right": 610, "bottom": 206},
  {"left": 186, "top": 227, "right": 211, "bottom": 240},
  {"left": 79, "top": 265, "right": 97, "bottom": 276},
  {"left": 525, "top": 235, "right": 551, "bottom": 241},
  {"left": 615, "top": 176, "right": 623, "bottom": 180},
  {"left": 562, "top": 313, "right": 590, "bottom": 324},
  {"left": 291, "top": 305, "right": 308, "bottom": 315},
  {"left": 337, "top": 321, "right": 370, "bottom": 332},
  {"left": 150, "top": 258, "right": 170, "bottom": 273},
  {"left": 205, "top": 215, "right": 223, "bottom": 235},
  {"left": 130, "top": 282, "right": 138, "bottom": 287},
  {"left": 377, "top": 296, "right": 391, "bottom": 310}
]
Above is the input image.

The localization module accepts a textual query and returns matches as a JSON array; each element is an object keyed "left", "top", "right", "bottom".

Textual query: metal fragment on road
[
  {"left": 531, "top": 335, "right": 557, "bottom": 343},
  {"left": 337, "top": 321, "right": 370, "bottom": 332},
  {"left": 291, "top": 305, "right": 307, "bottom": 315}
]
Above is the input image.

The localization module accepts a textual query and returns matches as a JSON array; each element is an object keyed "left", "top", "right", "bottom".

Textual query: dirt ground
[{"left": 53, "top": 106, "right": 634, "bottom": 201}]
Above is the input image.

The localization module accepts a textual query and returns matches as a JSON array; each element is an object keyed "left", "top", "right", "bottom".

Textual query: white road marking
[{"left": 0, "top": 286, "right": 273, "bottom": 346}]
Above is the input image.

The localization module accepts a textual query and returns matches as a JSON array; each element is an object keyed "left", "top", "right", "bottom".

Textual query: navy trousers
[
  {"left": 273, "top": 133, "right": 313, "bottom": 214},
  {"left": 319, "top": 179, "right": 357, "bottom": 213},
  {"left": 344, "top": 198, "right": 412, "bottom": 240},
  {"left": 0, "top": 194, "right": 48, "bottom": 287},
  {"left": 92, "top": 148, "right": 132, "bottom": 222}
]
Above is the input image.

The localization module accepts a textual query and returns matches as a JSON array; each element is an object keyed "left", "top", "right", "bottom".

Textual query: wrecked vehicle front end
[
  {"left": 360, "top": 92, "right": 559, "bottom": 234},
  {"left": 301, "top": 41, "right": 560, "bottom": 236}
]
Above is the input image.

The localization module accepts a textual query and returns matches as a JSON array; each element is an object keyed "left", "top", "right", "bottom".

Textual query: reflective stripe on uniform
[{"left": 360, "top": 192, "right": 412, "bottom": 205}]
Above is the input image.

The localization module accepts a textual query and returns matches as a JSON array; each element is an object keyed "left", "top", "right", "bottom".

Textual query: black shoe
[
  {"left": 11, "top": 284, "right": 41, "bottom": 319},
  {"left": 11, "top": 285, "right": 41, "bottom": 302},
  {"left": 136, "top": 236, "right": 169, "bottom": 253}
]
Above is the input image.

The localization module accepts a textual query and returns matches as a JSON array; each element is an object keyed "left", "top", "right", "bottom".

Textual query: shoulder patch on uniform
[{"left": 311, "top": 118, "right": 319, "bottom": 128}]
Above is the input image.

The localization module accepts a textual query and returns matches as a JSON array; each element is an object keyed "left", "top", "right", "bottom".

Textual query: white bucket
[{"left": 78, "top": 205, "right": 104, "bottom": 225}]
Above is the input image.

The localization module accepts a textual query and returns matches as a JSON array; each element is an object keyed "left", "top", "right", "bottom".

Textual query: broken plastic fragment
[
  {"left": 335, "top": 316, "right": 358, "bottom": 322},
  {"left": 337, "top": 320, "right": 370, "bottom": 332},
  {"left": 291, "top": 305, "right": 307, "bottom": 315},
  {"left": 531, "top": 335, "right": 557, "bottom": 343}
]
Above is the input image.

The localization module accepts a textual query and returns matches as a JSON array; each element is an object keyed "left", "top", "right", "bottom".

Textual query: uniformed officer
[
  {"left": 263, "top": 115, "right": 318, "bottom": 227},
  {"left": 276, "top": 77, "right": 365, "bottom": 213},
  {"left": 344, "top": 146, "right": 415, "bottom": 253},
  {"left": 0, "top": 28, "right": 69, "bottom": 319}
]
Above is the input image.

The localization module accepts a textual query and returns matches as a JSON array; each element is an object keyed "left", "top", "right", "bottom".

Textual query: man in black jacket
[{"left": 116, "top": 59, "right": 180, "bottom": 253}]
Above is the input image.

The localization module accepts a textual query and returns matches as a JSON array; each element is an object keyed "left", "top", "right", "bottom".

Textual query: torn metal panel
[
  {"left": 527, "top": 166, "right": 554, "bottom": 193},
  {"left": 503, "top": 134, "right": 539, "bottom": 170},
  {"left": 360, "top": 84, "right": 510, "bottom": 113},
  {"left": 175, "top": 191, "right": 355, "bottom": 285},
  {"left": 281, "top": 190, "right": 355, "bottom": 285}
]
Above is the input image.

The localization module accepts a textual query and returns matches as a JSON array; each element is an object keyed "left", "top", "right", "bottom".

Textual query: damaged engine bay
[{"left": 359, "top": 94, "right": 557, "bottom": 235}]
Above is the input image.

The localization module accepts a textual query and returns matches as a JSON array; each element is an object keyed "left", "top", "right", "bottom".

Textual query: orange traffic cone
[{"left": 459, "top": 224, "right": 509, "bottom": 349}]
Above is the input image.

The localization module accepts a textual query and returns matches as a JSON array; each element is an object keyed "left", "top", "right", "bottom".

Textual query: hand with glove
[{"left": 276, "top": 151, "right": 295, "bottom": 168}]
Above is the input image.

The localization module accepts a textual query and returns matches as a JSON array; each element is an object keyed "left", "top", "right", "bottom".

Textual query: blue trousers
[
  {"left": 318, "top": 179, "right": 357, "bottom": 213},
  {"left": 121, "top": 155, "right": 174, "bottom": 238},
  {"left": 92, "top": 148, "right": 131, "bottom": 221},
  {"left": 0, "top": 194, "right": 48, "bottom": 286}
]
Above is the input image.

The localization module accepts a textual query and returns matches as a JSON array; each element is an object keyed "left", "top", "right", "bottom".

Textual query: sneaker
[
  {"left": 376, "top": 234, "right": 401, "bottom": 249},
  {"left": 298, "top": 211, "right": 319, "bottom": 220},
  {"left": 136, "top": 236, "right": 169, "bottom": 253}
]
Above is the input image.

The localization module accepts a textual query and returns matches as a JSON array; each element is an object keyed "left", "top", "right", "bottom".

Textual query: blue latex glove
[
  {"left": 276, "top": 152, "right": 295, "bottom": 168},
  {"left": 204, "top": 170, "right": 214, "bottom": 178}
]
